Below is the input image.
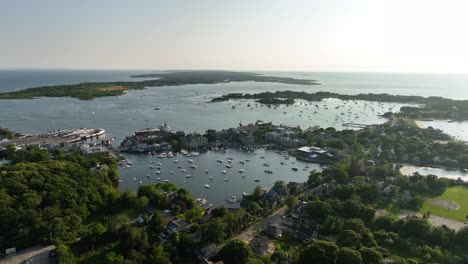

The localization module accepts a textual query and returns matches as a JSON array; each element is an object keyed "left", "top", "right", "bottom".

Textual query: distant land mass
[
  {"left": 0, "top": 70, "right": 319, "bottom": 100},
  {"left": 211, "top": 90, "right": 468, "bottom": 121}
]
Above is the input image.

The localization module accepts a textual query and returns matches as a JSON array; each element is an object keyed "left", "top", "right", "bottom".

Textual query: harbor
[{"left": 118, "top": 148, "right": 320, "bottom": 206}]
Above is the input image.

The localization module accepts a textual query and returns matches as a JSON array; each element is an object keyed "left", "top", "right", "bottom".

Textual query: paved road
[
  {"left": 233, "top": 183, "right": 324, "bottom": 243},
  {"left": 0, "top": 245, "right": 55, "bottom": 264},
  {"left": 234, "top": 206, "right": 288, "bottom": 243}
]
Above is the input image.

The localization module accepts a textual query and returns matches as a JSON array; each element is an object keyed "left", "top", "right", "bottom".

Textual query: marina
[{"left": 118, "top": 148, "right": 319, "bottom": 205}]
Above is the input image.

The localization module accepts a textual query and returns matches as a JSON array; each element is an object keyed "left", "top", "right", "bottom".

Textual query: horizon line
[{"left": 1, "top": 67, "right": 468, "bottom": 75}]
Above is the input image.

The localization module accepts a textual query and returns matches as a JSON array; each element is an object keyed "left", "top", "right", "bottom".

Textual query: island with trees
[{"left": 0, "top": 71, "right": 319, "bottom": 100}]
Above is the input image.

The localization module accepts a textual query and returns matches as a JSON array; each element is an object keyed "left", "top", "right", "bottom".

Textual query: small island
[{"left": 0, "top": 71, "right": 319, "bottom": 100}]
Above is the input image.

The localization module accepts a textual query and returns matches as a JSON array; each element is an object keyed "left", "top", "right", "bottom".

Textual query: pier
[{"left": 342, "top": 123, "right": 372, "bottom": 129}]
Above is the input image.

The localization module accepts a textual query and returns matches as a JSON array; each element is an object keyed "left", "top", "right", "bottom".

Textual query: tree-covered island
[{"left": 0, "top": 71, "right": 318, "bottom": 100}]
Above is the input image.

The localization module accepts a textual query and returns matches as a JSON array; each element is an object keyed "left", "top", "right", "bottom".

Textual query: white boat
[
  {"left": 174, "top": 160, "right": 179, "bottom": 163},
  {"left": 186, "top": 174, "right": 192, "bottom": 178},
  {"left": 133, "top": 177, "right": 137, "bottom": 180},
  {"left": 226, "top": 165, "right": 232, "bottom": 168},
  {"left": 227, "top": 160, "right": 232, "bottom": 163},
  {"left": 149, "top": 166, "right": 155, "bottom": 169},
  {"left": 156, "top": 170, "right": 161, "bottom": 174},
  {"left": 204, "top": 184, "right": 211, "bottom": 189},
  {"left": 238, "top": 169, "right": 245, "bottom": 173},
  {"left": 209, "top": 176, "right": 213, "bottom": 180},
  {"left": 146, "top": 174, "right": 151, "bottom": 178},
  {"left": 157, "top": 162, "right": 162, "bottom": 166},
  {"left": 221, "top": 170, "right": 227, "bottom": 174},
  {"left": 177, "top": 165, "right": 183, "bottom": 168},
  {"left": 217, "top": 159, "right": 223, "bottom": 163},
  {"left": 226, "top": 196, "right": 237, "bottom": 203},
  {"left": 167, "top": 152, "right": 174, "bottom": 158},
  {"left": 181, "top": 169, "right": 186, "bottom": 173},
  {"left": 190, "top": 152, "right": 200, "bottom": 156},
  {"left": 139, "top": 181, "right": 143, "bottom": 184},
  {"left": 163, "top": 179, "right": 169, "bottom": 182},
  {"left": 187, "top": 159, "right": 194, "bottom": 163},
  {"left": 190, "top": 165, "right": 198, "bottom": 169},
  {"left": 169, "top": 171, "right": 175, "bottom": 174},
  {"left": 224, "top": 178, "right": 229, "bottom": 182},
  {"left": 204, "top": 170, "right": 209, "bottom": 174}
]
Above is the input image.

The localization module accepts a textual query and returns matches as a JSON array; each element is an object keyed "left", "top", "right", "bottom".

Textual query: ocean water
[{"left": 1, "top": 70, "right": 467, "bottom": 204}]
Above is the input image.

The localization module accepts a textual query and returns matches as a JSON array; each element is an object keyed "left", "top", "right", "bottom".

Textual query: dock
[
  {"left": 0, "top": 128, "right": 106, "bottom": 148},
  {"left": 342, "top": 123, "right": 372, "bottom": 129}
]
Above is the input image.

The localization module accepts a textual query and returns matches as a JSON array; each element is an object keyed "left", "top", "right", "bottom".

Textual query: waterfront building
[{"left": 183, "top": 133, "right": 208, "bottom": 149}]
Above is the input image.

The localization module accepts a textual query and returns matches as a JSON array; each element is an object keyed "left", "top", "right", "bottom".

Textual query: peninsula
[
  {"left": 0, "top": 71, "right": 319, "bottom": 100},
  {"left": 211, "top": 91, "right": 468, "bottom": 121}
]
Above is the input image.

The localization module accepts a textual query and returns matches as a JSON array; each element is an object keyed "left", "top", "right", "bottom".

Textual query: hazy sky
[{"left": 1, "top": 0, "right": 468, "bottom": 72}]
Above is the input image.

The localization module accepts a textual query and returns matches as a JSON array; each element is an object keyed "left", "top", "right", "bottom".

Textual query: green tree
[
  {"left": 359, "top": 247, "right": 382, "bottom": 264},
  {"left": 271, "top": 249, "right": 288, "bottom": 264},
  {"left": 285, "top": 195, "right": 299, "bottom": 210},
  {"left": 337, "top": 230, "right": 362, "bottom": 248},
  {"left": 55, "top": 244, "right": 76, "bottom": 264},
  {"left": 298, "top": 239, "right": 338, "bottom": 264},
  {"left": 217, "top": 239, "right": 252, "bottom": 264},
  {"left": 306, "top": 200, "right": 332, "bottom": 220},
  {"left": 337, "top": 247, "right": 363, "bottom": 264},
  {"left": 204, "top": 218, "right": 227, "bottom": 244},
  {"left": 147, "top": 212, "right": 164, "bottom": 236},
  {"left": 105, "top": 252, "right": 124, "bottom": 264},
  {"left": 204, "top": 129, "right": 217, "bottom": 142}
]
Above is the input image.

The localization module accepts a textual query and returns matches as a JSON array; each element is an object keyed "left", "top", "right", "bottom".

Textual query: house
[
  {"left": 266, "top": 223, "right": 283, "bottom": 238},
  {"left": 295, "top": 146, "right": 333, "bottom": 162},
  {"left": 249, "top": 236, "right": 276, "bottom": 256},
  {"left": 166, "top": 219, "right": 191, "bottom": 233},
  {"left": 271, "top": 183, "right": 288, "bottom": 196},
  {"left": 295, "top": 227, "right": 316, "bottom": 242},
  {"left": 239, "top": 131, "right": 255, "bottom": 146},
  {"left": 383, "top": 185, "right": 394, "bottom": 195},
  {"left": 183, "top": 133, "right": 208, "bottom": 149},
  {"left": 264, "top": 190, "right": 282, "bottom": 208},
  {"left": 196, "top": 243, "right": 218, "bottom": 261}
]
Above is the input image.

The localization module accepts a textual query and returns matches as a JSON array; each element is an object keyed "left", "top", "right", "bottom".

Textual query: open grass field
[{"left": 420, "top": 186, "right": 468, "bottom": 222}]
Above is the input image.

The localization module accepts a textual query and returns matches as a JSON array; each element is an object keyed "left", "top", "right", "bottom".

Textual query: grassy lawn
[
  {"left": 83, "top": 208, "right": 144, "bottom": 230},
  {"left": 420, "top": 186, "right": 468, "bottom": 222}
]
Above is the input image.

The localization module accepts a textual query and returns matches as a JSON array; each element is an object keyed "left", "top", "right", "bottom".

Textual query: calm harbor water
[
  {"left": 119, "top": 148, "right": 319, "bottom": 205},
  {"left": 400, "top": 165, "right": 468, "bottom": 181},
  {"left": 418, "top": 120, "right": 468, "bottom": 142},
  {"left": 1, "top": 70, "right": 467, "bottom": 204}
]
